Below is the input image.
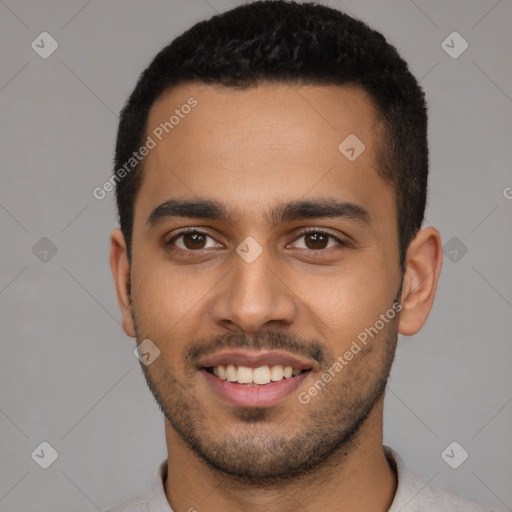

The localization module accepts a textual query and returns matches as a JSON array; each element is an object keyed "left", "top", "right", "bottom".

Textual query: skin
[{"left": 110, "top": 82, "right": 443, "bottom": 512}]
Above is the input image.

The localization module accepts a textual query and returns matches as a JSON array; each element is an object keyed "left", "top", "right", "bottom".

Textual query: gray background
[{"left": 0, "top": 0, "right": 511, "bottom": 510}]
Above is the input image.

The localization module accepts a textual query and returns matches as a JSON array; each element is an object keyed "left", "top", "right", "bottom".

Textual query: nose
[{"left": 209, "top": 246, "right": 297, "bottom": 333}]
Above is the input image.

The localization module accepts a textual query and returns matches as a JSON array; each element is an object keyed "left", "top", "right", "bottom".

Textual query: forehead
[
  {"left": 135, "top": 82, "right": 393, "bottom": 228},
  {"left": 146, "top": 82, "right": 380, "bottom": 160}
]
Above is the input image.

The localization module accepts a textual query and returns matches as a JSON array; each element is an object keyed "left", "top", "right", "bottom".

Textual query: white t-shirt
[{"left": 106, "top": 446, "right": 495, "bottom": 511}]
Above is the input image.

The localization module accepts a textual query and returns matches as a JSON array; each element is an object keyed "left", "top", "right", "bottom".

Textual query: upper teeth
[{"left": 212, "top": 365, "right": 302, "bottom": 385}]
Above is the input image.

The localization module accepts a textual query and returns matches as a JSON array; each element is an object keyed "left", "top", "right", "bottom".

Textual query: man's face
[{"left": 127, "top": 83, "right": 403, "bottom": 482}]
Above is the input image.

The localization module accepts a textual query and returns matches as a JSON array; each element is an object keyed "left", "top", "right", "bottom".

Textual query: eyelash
[{"left": 166, "top": 227, "right": 346, "bottom": 253}]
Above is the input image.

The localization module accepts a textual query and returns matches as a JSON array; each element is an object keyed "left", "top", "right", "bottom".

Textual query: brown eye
[
  {"left": 170, "top": 230, "right": 219, "bottom": 250},
  {"left": 182, "top": 232, "right": 206, "bottom": 249},
  {"left": 293, "top": 231, "right": 342, "bottom": 250},
  {"left": 304, "top": 232, "right": 329, "bottom": 249}
]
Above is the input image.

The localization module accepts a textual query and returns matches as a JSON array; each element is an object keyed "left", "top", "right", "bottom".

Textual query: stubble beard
[{"left": 134, "top": 312, "right": 399, "bottom": 486}]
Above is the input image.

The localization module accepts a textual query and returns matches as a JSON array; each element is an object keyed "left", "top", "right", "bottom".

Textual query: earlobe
[
  {"left": 398, "top": 226, "right": 443, "bottom": 336},
  {"left": 109, "top": 228, "right": 136, "bottom": 338}
]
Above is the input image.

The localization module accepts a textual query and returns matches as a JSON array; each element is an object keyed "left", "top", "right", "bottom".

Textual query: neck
[{"left": 163, "top": 398, "right": 397, "bottom": 512}]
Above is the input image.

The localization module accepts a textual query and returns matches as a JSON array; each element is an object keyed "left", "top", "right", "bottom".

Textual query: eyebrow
[{"left": 145, "top": 197, "right": 371, "bottom": 228}]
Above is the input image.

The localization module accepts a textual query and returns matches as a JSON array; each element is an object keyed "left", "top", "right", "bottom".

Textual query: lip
[
  {"left": 201, "top": 368, "right": 311, "bottom": 407},
  {"left": 196, "top": 349, "right": 316, "bottom": 371}
]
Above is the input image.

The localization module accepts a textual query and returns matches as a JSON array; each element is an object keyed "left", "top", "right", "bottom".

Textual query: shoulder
[
  {"left": 401, "top": 478, "right": 494, "bottom": 512},
  {"left": 104, "top": 492, "right": 149, "bottom": 512},
  {"left": 385, "top": 447, "right": 495, "bottom": 512},
  {"left": 105, "top": 458, "right": 169, "bottom": 512}
]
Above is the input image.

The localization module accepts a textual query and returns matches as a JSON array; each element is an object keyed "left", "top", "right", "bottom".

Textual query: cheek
[
  {"left": 290, "top": 259, "right": 396, "bottom": 348},
  {"left": 130, "top": 258, "right": 217, "bottom": 340}
]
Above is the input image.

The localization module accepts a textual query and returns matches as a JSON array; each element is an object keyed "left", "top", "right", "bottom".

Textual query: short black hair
[{"left": 114, "top": 0, "right": 428, "bottom": 268}]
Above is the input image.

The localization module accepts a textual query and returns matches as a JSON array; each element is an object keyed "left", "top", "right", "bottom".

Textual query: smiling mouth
[{"left": 204, "top": 364, "right": 311, "bottom": 385}]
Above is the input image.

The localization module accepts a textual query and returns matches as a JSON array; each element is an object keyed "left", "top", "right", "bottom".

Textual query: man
[{"left": 107, "top": 1, "right": 493, "bottom": 511}]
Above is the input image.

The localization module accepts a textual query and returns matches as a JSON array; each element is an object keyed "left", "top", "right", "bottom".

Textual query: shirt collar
[{"left": 147, "top": 458, "right": 173, "bottom": 511}]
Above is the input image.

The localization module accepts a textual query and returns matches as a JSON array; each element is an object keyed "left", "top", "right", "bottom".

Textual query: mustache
[{"left": 185, "top": 329, "right": 331, "bottom": 368}]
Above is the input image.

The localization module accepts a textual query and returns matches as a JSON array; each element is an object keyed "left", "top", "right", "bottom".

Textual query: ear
[
  {"left": 110, "top": 228, "right": 136, "bottom": 338},
  {"left": 398, "top": 226, "right": 443, "bottom": 336}
]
